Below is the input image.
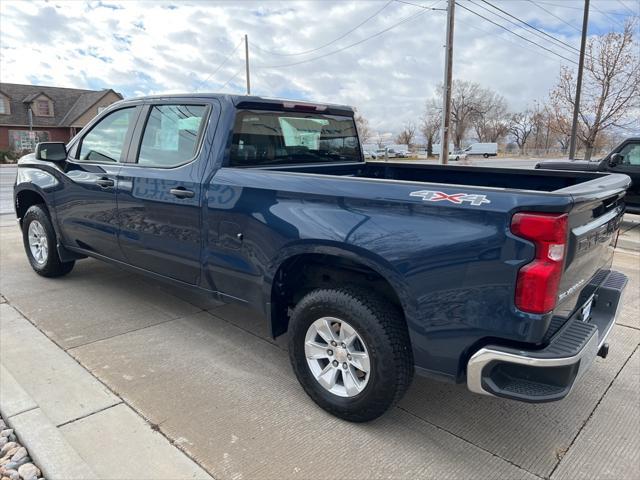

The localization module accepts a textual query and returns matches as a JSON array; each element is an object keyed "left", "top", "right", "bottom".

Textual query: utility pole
[
  {"left": 245, "top": 34, "right": 251, "bottom": 95},
  {"left": 439, "top": 0, "right": 455, "bottom": 165},
  {"left": 568, "top": 0, "right": 589, "bottom": 160}
]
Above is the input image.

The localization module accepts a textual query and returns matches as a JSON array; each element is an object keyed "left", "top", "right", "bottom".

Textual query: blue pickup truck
[{"left": 14, "top": 94, "right": 630, "bottom": 421}]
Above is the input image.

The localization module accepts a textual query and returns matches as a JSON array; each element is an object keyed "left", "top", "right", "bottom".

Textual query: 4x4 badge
[{"left": 410, "top": 190, "right": 491, "bottom": 206}]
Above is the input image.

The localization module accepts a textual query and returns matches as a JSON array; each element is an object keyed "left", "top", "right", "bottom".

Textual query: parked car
[
  {"left": 363, "top": 150, "right": 377, "bottom": 160},
  {"left": 464, "top": 143, "right": 498, "bottom": 158},
  {"left": 448, "top": 150, "right": 468, "bottom": 162},
  {"left": 535, "top": 138, "right": 640, "bottom": 214},
  {"left": 14, "top": 94, "right": 629, "bottom": 422},
  {"left": 388, "top": 144, "right": 410, "bottom": 158}
]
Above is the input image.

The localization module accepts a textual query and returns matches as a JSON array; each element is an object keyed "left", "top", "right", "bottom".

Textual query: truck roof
[{"left": 120, "top": 93, "right": 355, "bottom": 116}]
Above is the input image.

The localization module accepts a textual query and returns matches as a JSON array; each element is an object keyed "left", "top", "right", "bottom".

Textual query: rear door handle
[
  {"left": 169, "top": 187, "right": 195, "bottom": 199},
  {"left": 96, "top": 177, "right": 115, "bottom": 188}
]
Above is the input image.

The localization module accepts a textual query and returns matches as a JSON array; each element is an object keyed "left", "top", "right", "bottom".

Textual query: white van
[{"left": 464, "top": 143, "right": 498, "bottom": 158}]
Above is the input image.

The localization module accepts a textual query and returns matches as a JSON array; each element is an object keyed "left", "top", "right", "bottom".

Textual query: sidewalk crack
[
  {"left": 7, "top": 406, "right": 38, "bottom": 419},
  {"left": 396, "top": 405, "right": 545, "bottom": 479},
  {"left": 548, "top": 343, "right": 640, "bottom": 479},
  {"left": 56, "top": 401, "right": 123, "bottom": 428}
]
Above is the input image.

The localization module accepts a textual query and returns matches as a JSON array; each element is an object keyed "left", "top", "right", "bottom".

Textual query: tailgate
[{"left": 553, "top": 174, "right": 629, "bottom": 318}]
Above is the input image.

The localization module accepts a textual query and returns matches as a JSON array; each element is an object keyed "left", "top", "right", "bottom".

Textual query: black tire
[
  {"left": 22, "top": 205, "right": 75, "bottom": 277},
  {"left": 483, "top": 153, "right": 489, "bottom": 158},
  {"left": 288, "top": 287, "right": 414, "bottom": 422}
]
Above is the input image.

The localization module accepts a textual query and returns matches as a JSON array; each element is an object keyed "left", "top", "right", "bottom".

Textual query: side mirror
[
  {"left": 609, "top": 152, "right": 623, "bottom": 167},
  {"left": 35, "top": 142, "right": 67, "bottom": 162}
]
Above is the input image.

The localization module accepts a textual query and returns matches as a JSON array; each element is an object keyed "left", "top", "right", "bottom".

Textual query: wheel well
[
  {"left": 15, "top": 190, "right": 46, "bottom": 223},
  {"left": 270, "top": 253, "right": 405, "bottom": 337}
]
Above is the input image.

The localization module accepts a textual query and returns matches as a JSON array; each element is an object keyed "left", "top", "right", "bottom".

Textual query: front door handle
[
  {"left": 96, "top": 177, "right": 115, "bottom": 188},
  {"left": 169, "top": 187, "right": 195, "bottom": 199}
]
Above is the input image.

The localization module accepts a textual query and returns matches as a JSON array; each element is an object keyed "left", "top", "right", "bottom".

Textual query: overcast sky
[{"left": 0, "top": 0, "right": 637, "bottom": 136}]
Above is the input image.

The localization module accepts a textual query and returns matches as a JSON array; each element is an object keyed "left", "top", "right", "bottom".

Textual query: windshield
[{"left": 230, "top": 110, "right": 361, "bottom": 167}]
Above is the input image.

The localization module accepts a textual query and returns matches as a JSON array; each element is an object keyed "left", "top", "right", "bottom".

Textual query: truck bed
[
  {"left": 268, "top": 161, "right": 614, "bottom": 193},
  {"left": 246, "top": 160, "right": 630, "bottom": 347}
]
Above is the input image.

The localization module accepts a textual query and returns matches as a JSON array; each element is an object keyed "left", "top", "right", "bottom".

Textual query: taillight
[{"left": 511, "top": 212, "right": 569, "bottom": 314}]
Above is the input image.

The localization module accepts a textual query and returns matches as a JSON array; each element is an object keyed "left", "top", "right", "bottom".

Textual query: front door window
[{"left": 78, "top": 108, "right": 136, "bottom": 163}]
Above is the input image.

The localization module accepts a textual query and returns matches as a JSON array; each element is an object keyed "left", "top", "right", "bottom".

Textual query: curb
[
  {"left": 0, "top": 303, "right": 212, "bottom": 480},
  {"left": 0, "top": 366, "right": 98, "bottom": 480}
]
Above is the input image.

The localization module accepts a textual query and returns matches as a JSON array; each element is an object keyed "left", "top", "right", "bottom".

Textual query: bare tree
[
  {"left": 421, "top": 99, "right": 441, "bottom": 156},
  {"left": 450, "top": 80, "right": 487, "bottom": 149},
  {"left": 354, "top": 108, "right": 374, "bottom": 143},
  {"left": 550, "top": 19, "right": 639, "bottom": 159},
  {"left": 472, "top": 91, "right": 510, "bottom": 143},
  {"left": 396, "top": 122, "right": 417, "bottom": 147},
  {"left": 509, "top": 109, "right": 536, "bottom": 155},
  {"left": 546, "top": 97, "right": 572, "bottom": 153},
  {"left": 427, "top": 80, "right": 512, "bottom": 148}
]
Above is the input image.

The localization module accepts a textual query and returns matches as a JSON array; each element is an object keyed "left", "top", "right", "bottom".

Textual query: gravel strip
[{"left": 0, "top": 417, "right": 44, "bottom": 480}]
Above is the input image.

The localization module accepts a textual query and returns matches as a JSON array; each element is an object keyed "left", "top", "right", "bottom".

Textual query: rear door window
[{"left": 137, "top": 105, "right": 207, "bottom": 168}]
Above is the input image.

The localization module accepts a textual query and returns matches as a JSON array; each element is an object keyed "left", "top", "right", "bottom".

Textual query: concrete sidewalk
[
  {"left": 1, "top": 224, "right": 639, "bottom": 479},
  {"left": 618, "top": 213, "right": 640, "bottom": 251},
  {"left": 0, "top": 302, "right": 211, "bottom": 480}
]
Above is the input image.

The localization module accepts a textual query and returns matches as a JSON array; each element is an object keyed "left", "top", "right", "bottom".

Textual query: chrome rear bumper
[{"left": 466, "top": 270, "right": 627, "bottom": 402}]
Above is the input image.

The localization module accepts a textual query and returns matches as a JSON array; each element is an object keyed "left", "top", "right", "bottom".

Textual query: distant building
[{"left": 0, "top": 83, "right": 122, "bottom": 153}]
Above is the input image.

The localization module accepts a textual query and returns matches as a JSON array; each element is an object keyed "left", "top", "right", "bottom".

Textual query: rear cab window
[{"left": 230, "top": 110, "right": 361, "bottom": 167}]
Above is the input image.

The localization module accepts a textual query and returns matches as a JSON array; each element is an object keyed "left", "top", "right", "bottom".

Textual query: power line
[
  {"left": 255, "top": 6, "right": 437, "bottom": 69},
  {"left": 525, "top": 0, "right": 582, "bottom": 33},
  {"left": 474, "top": 0, "right": 581, "bottom": 53},
  {"left": 591, "top": 1, "right": 628, "bottom": 28},
  {"left": 219, "top": 69, "right": 242, "bottom": 91},
  {"left": 455, "top": 1, "right": 579, "bottom": 65},
  {"left": 539, "top": 0, "right": 633, "bottom": 18},
  {"left": 394, "top": 0, "right": 444, "bottom": 10},
  {"left": 251, "top": 0, "right": 394, "bottom": 57},
  {"left": 536, "top": 1, "right": 583, "bottom": 11},
  {"left": 455, "top": 13, "right": 569, "bottom": 65},
  {"left": 616, "top": 0, "right": 638, "bottom": 17},
  {"left": 194, "top": 38, "right": 243, "bottom": 92}
]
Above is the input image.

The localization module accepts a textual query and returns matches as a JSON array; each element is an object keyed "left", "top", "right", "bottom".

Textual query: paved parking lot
[{"left": 1, "top": 220, "right": 638, "bottom": 479}]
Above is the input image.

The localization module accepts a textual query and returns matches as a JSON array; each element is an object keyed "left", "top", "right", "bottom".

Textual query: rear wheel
[
  {"left": 483, "top": 153, "right": 489, "bottom": 158},
  {"left": 22, "top": 205, "right": 75, "bottom": 277},
  {"left": 288, "top": 287, "right": 413, "bottom": 422}
]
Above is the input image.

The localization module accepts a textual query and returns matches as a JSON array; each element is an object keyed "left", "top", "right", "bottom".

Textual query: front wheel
[
  {"left": 22, "top": 205, "right": 75, "bottom": 277},
  {"left": 288, "top": 287, "right": 413, "bottom": 422},
  {"left": 483, "top": 153, "right": 489, "bottom": 158}
]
